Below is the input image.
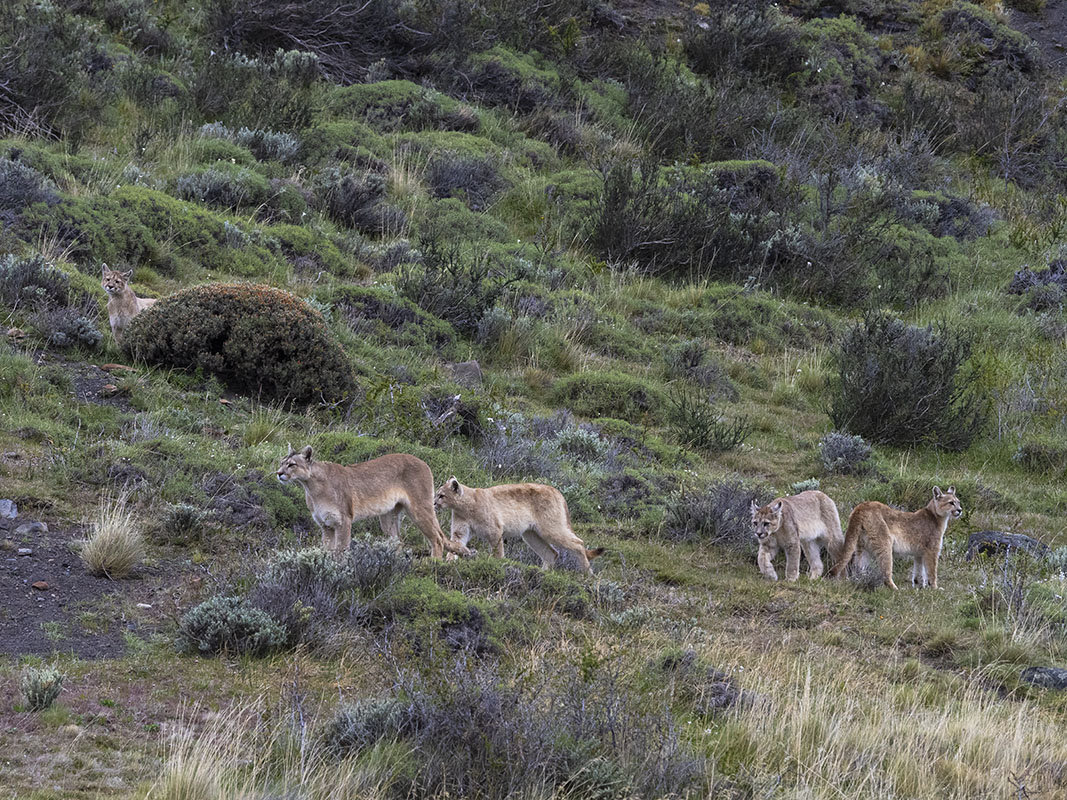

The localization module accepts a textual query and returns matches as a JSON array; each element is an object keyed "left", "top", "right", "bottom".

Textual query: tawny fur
[
  {"left": 276, "top": 446, "right": 469, "bottom": 559},
  {"left": 434, "top": 477, "right": 604, "bottom": 575},
  {"left": 101, "top": 263, "right": 156, "bottom": 344},
  {"left": 750, "top": 490, "right": 844, "bottom": 581},
  {"left": 828, "top": 486, "right": 962, "bottom": 590}
]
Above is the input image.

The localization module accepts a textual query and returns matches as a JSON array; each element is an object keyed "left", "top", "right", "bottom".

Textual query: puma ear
[
  {"left": 750, "top": 500, "right": 759, "bottom": 516},
  {"left": 101, "top": 263, "right": 108, "bottom": 276},
  {"left": 932, "top": 486, "right": 942, "bottom": 498},
  {"left": 287, "top": 442, "right": 294, "bottom": 456},
  {"left": 947, "top": 486, "right": 956, "bottom": 495},
  {"left": 301, "top": 445, "right": 313, "bottom": 461},
  {"left": 123, "top": 270, "right": 133, "bottom": 280},
  {"left": 771, "top": 500, "right": 783, "bottom": 513},
  {"left": 450, "top": 477, "right": 461, "bottom": 494}
]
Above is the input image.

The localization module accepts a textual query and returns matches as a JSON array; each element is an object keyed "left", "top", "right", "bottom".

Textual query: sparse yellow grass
[
  {"left": 707, "top": 645, "right": 1067, "bottom": 799},
  {"left": 80, "top": 491, "right": 145, "bottom": 579}
]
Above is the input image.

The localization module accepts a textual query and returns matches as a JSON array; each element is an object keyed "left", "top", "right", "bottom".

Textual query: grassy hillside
[{"left": 3, "top": 0, "right": 1067, "bottom": 797}]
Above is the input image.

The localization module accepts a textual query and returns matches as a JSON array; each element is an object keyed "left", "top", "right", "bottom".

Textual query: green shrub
[
  {"left": 551, "top": 371, "right": 667, "bottom": 424},
  {"left": 331, "top": 285, "right": 458, "bottom": 357},
  {"left": 829, "top": 312, "right": 988, "bottom": 450},
  {"left": 315, "top": 168, "right": 405, "bottom": 235},
  {"left": 123, "top": 283, "right": 356, "bottom": 406},
  {"left": 0, "top": 158, "right": 57, "bottom": 213},
  {"left": 329, "top": 80, "right": 477, "bottom": 132},
  {"left": 665, "top": 384, "right": 752, "bottom": 453},
  {"left": 321, "top": 697, "right": 411, "bottom": 757},
  {"left": 819, "top": 431, "right": 873, "bottom": 475},
  {"left": 177, "top": 595, "right": 286, "bottom": 656},
  {"left": 0, "top": 253, "right": 73, "bottom": 310},
  {"left": 174, "top": 165, "right": 271, "bottom": 212},
  {"left": 20, "top": 665, "right": 64, "bottom": 711}
]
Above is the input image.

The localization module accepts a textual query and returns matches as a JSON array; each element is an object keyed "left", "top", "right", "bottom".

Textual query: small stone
[
  {"left": 101, "top": 383, "right": 120, "bottom": 396},
  {"left": 14, "top": 521, "right": 47, "bottom": 537},
  {"left": 17, "top": 548, "right": 32, "bottom": 556},
  {"left": 0, "top": 499, "right": 16, "bottom": 519},
  {"left": 31, "top": 581, "right": 48, "bottom": 591},
  {"left": 5, "top": 327, "right": 25, "bottom": 342},
  {"left": 137, "top": 602, "right": 153, "bottom": 609}
]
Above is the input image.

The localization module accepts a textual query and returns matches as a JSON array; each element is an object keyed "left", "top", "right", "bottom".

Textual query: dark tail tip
[{"left": 587, "top": 547, "right": 606, "bottom": 560}]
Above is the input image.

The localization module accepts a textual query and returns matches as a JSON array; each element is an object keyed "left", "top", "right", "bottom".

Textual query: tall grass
[
  {"left": 80, "top": 491, "right": 145, "bottom": 578},
  {"left": 708, "top": 646, "right": 1067, "bottom": 799}
]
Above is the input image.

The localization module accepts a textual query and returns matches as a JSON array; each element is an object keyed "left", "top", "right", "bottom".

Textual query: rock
[
  {"left": 17, "top": 548, "right": 32, "bottom": 556},
  {"left": 0, "top": 499, "right": 16, "bottom": 519},
  {"left": 1021, "top": 666, "right": 1067, "bottom": 690},
  {"left": 31, "top": 581, "right": 49, "bottom": 591},
  {"left": 446, "top": 360, "right": 483, "bottom": 387},
  {"left": 965, "top": 531, "right": 1050, "bottom": 561},
  {"left": 14, "top": 521, "right": 48, "bottom": 537},
  {"left": 5, "top": 327, "right": 26, "bottom": 343},
  {"left": 100, "top": 383, "right": 120, "bottom": 396}
]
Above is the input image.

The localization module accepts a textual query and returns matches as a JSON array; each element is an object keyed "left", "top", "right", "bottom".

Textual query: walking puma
[
  {"left": 434, "top": 477, "right": 604, "bottom": 575},
  {"left": 276, "top": 446, "right": 469, "bottom": 558},
  {"left": 750, "top": 490, "right": 844, "bottom": 581}
]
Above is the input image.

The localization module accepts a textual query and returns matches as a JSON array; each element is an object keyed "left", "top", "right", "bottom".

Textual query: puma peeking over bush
[
  {"left": 750, "top": 490, "right": 844, "bottom": 581},
  {"left": 101, "top": 263, "right": 156, "bottom": 343},
  {"left": 276, "top": 446, "right": 469, "bottom": 559}
]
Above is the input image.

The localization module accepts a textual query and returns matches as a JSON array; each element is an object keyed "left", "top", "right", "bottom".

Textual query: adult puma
[
  {"left": 276, "top": 446, "right": 469, "bottom": 558},
  {"left": 828, "top": 486, "right": 962, "bottom": 589},
  {"left": 750, "top": 490, "right": 844, "bottom": 581},
  {"left": 434, "top": 477, "right": 604, "bottom": 575},
  {"left": 101, "top": 263, "right": 156, "bottom": 343}
]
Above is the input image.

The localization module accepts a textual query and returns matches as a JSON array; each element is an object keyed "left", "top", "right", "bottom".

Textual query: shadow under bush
[{"left": 123, "top": 283, "right": 356, "bottom": 406}]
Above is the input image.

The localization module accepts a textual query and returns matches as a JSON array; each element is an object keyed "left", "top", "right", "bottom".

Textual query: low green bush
[
  {"left": 20, "top": 665, "right": 64, "bottom": 711},
  {"left": 177, "top": 595, "right": 286, "bottom": 656},
  {"left": 123, "top": 283, "right": 356, "bottom": 406},
  {"left": 174, "top": 164, "right": 271, "bottom": 212},
  {"left": 550, "top": 370, "right": 667, "bottom": 424}
]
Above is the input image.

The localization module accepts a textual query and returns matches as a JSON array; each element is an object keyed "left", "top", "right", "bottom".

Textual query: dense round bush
[
  {"left": 123, "top": 283, "right": 356, "bottom": 406},
  {"left": 177, "top": 595, "right": 286, "bottom": 656},
  {"left": 829, "top": 313, "right": 987, "bottom": 450}
]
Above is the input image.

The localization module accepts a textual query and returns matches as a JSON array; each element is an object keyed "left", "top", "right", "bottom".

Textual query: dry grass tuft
[{"left": 80, "top": 491, "right": 145, "bottom": 579}]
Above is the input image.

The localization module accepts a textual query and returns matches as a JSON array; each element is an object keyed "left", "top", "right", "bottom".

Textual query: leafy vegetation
[{"left": 4, "top": 0, "right": 1067, "bottom": 797}]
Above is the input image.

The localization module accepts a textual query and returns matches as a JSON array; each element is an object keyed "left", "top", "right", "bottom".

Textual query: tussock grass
[
  {"left": 706, "top": 646, "right": 1067, "bottom": 799},
  {"left": 150, "top": 701, "right": 405, "bottom": 800},
  {"left": 80, "top": 491, "right": 145, "bottom": 579}
]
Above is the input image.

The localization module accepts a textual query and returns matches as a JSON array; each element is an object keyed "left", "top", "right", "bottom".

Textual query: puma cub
[
  {"left": 750, "top": 490, "right": 844, "bottom": 581},
  {"left": 828, "top": 486, "right": 962, "bottom": 590},
  {"left": 276, "top": 446, "right": 469, "bottom": 558},
  {"left": 101, "top": 263, "right": 156, "bottom": 343},
  {"left": 434, "top": 477, "right": 604, "bottom": 575}
]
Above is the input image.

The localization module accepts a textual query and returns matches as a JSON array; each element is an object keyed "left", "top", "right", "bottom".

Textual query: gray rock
[
  {"left": 447, "top": 360, "right": 483, "bottom": 387},
  {"left": 1020, "top": 666, "right": 1067, "bottom": 690},
  {"left": 14, "top": 521, "right": 48, "bottom": 537},
  {"left": 17, "top": 548, "right": 32, "bottom": 556},
  {"left": 0, "top": 499, "right": 15, "bottom": 519},
  {"left": 965, "top": 530, "right": 1050, "bottom": 561}
]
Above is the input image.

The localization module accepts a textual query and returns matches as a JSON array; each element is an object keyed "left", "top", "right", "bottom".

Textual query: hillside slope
[{"left": 3, "top": 0, "right": 1067, "bottom": 797}]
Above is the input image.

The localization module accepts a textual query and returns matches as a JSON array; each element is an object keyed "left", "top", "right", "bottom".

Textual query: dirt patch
[
  {"left": 1010, "top": 0, "right": 1067, "bottom": 74},
  {"left": 0, "top": 513, "right": 181, "bottom": 659}
]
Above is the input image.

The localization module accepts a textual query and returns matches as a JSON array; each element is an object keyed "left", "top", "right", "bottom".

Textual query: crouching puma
[
  {"left": 750, "top": 490, "right": 844, "bottom": 581},
  {"left": 828, "top": 486, "right": 962, "bottom": 590},
  {"left": 434, "top": 477, "right": 604, "bottom": 575},
  {"left": 101, "top": 263, "right": 156, "bottom": 344},
  {"left": 276, "top": 446, "right": 469, "bottom": 558}
]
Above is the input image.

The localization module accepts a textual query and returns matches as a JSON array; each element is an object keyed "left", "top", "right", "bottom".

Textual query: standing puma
[
  {"left": 828, "top": 486, "right": 962, "bottom": 590},
  {"left": 434, "top": 477, "right": 604, "bottom": 575},
  {"left": 276, "top": 446, "right": 469, "bottom": 559},
  {"left": 750, "top": 490, "right": 844, "bottom": 581},
  {"left": 101, "top": 263, "right": 156, "bottom": 343}
]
